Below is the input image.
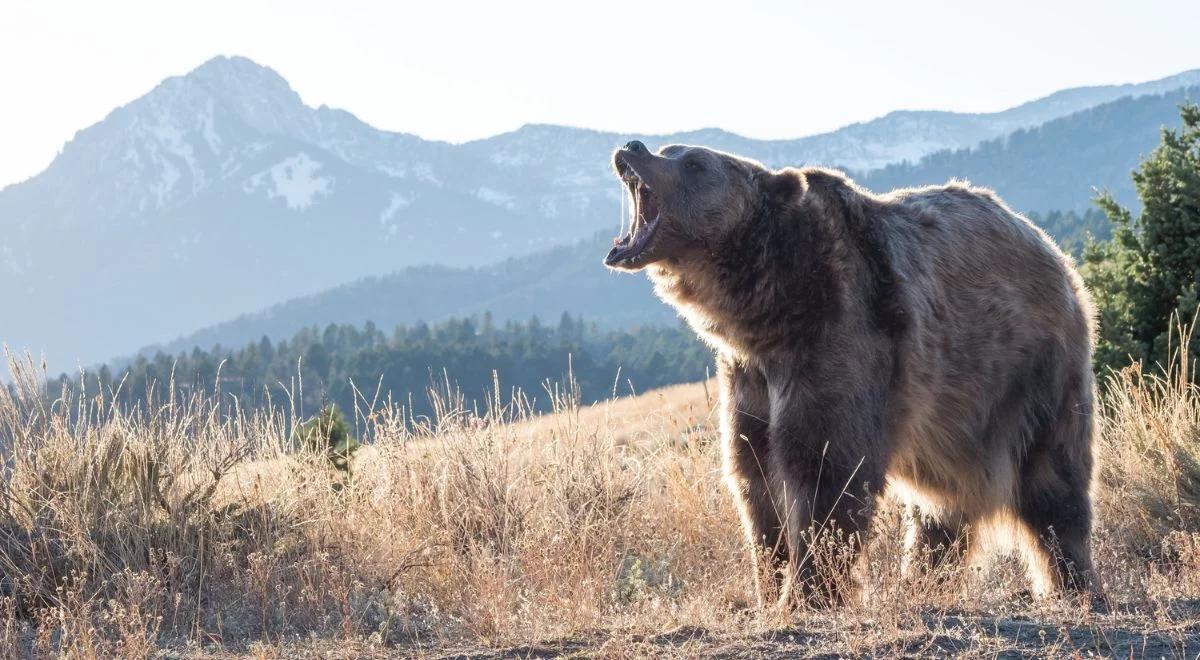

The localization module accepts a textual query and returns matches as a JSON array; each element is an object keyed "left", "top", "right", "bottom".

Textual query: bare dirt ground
[
  {"left": 424, "top": 607, "right": 1200, "bottom": 659},
  {"left": 167, "top": 601, "right": 1200, "bottom": 658}
]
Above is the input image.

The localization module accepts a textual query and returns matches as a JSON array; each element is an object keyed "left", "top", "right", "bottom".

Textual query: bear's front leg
[
  {"left": 717, "top": 354, "right": 786, "bottom": 607},
  {"left": 767, "top": 376, "right": 888, "bottom": 609}
]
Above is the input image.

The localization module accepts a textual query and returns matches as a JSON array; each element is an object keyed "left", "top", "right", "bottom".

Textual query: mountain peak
[
  {"left": 91, "top": 54, "right": 323, "bottom": 171},
  {"left": 185, "top": 55, "right": 293, "bottom": 96},
  {"left": 30, "top": 54, "right": 320, "bottom": 217},
  {"left": 171, "top": 55, "right": 307, "bottom": 130},
  {"left": 194, "top": 54, "right": 272, "bottom": 73}
]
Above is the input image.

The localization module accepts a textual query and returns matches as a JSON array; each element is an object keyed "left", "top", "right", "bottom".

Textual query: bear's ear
[{"left": 757, "top": 168, "right": 806, "bottom": 204}]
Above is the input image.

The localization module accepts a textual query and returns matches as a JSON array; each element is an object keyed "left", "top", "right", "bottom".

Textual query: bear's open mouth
[{"left": 605, "top": 166, "right": 661, "bottom": 268}]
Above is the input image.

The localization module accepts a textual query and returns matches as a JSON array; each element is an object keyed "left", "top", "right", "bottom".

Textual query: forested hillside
[
  {"left": 862, "top": 87, "right": 1198, "bottom": 212},
  {"left": 141, "top": 233, "right": 676, "bottom": 359},
  {"left": 72, "top": 315, "right": 711, "bottom": 421}
]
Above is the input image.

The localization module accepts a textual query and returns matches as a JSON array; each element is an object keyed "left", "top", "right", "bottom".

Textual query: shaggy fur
[{"left": 604, "top": 142, "right": 1097, "bottom": 608}]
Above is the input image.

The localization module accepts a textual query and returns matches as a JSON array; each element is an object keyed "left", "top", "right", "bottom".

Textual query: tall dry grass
[{"left": 1, "top": 342, "right": 1200, "bottom": 656}]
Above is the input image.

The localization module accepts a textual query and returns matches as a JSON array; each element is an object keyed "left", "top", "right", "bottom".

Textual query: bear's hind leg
[
  {"left": 904, "top": 505, "right": 970, "bottom": 576},
  {"left": 1016, "top": 474, "right": 1094, "bottom": 594},
  {"left": 1015, "top": 379, "right": 1096, "bottom": 595}
]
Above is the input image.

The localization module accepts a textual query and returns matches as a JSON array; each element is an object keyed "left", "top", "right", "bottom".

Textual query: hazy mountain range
[
  {"left": 861, "top": 86, "right": 1198, "bottom": 211},
  {"left": 138, "top": 232, "right": 675, "bottom": 360},
  {"left": 1, "top": 56, "right": 1197, "bottom": 370}
]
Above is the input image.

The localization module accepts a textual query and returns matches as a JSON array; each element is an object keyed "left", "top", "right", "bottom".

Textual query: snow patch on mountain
[
  {"left": 380, "top": 192, "right": 413, "bottom": 226},
  {"left": 412, "top": 164, "right": 440, "bottom": 186},
  {"left": 154, "top": 124, "right": 202, "bottom": 190},
  {"left": 201, "top": 98, "right": 221, "bottom": 154},
  {"left": 222, "top": 142, "right": 268, "bottom": 178},
  {"left": 552, "top": 171, "right": 603, "bottom": 187},
  {"left": 152, "top": 156, "right": 182, "bottom": 208},
  {"left": 377, "top": 164, "right": 407, "bottom": 179},
  {"left": 489, "top": 151, "right": 529, "bottom": 167},
  {"left": 1, "top": 243, "right": 23, "bottom": 276},
  {"left": 475, "top": 187, "right": 516, "bottom": 210},
  {"left": 376, "top": 163, "right": 441, "bottom": 187},
  {"left": 245, "top": 153, "right": 331, "bottom": 211}
]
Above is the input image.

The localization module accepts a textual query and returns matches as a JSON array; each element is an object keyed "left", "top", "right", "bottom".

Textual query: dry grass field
[{"left": 3, "top": 350, "right": 1200, "bottom": 658}]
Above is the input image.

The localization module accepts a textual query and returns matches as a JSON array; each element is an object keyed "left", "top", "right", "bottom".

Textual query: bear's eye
[{"left": 685, "top": 160, "right": 705, "bottom": 173}]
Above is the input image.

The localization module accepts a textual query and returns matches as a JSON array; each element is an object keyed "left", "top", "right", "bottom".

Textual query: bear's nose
[{"left": 624, "top": 140, "right": 647, "bottom": 154}]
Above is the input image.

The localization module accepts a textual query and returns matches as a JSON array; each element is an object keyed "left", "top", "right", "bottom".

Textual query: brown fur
[{"left": 606, "top": 143, "right": 1097, "bottom": 608}]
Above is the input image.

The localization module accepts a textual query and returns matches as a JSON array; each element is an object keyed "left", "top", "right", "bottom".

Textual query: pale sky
[{"left": 1, "top": 0, "right": 1198, "bottom": 189}]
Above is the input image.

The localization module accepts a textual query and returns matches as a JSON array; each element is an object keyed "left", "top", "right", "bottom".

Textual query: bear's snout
[{"left": 623, "top": 140, "right": 647, "bottom": 154}]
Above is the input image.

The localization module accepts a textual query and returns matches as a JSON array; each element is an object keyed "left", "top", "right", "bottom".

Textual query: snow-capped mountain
[{"left": 2, "top": 55, "right": 1197, "bottom": 370}]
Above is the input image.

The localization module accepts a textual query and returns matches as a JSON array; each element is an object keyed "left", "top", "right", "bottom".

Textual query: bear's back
[{"left": 879, "top": 182, "right": 1092, "bottom": 352}]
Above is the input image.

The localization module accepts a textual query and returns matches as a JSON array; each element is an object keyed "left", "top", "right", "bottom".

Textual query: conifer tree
[{"left": 1085, "top": 103, "right": 1200, "bottom": 372}]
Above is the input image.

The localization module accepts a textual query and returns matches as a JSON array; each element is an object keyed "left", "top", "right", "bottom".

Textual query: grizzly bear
[{"left": 604, "top": 140, "right": 1096, "bottom": 608}]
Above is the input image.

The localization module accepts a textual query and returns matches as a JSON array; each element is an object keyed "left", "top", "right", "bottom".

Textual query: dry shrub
[
  {"left": 0, "top": 358, "right": 750, "bottom": 654},
  {"left": 1094, "top": 330, "right": 1200, "bottom": 571},
  {"left": 2, "top": 339, "right": 1200, "bottom": 655}
]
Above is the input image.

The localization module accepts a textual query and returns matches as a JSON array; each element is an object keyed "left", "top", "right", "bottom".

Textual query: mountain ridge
[
  {"left": 2, "top": 55, "right": 1197, "bottom": 369},
  {"left": 142, "top": 85, "right": 1199, "bottom": 363}
]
